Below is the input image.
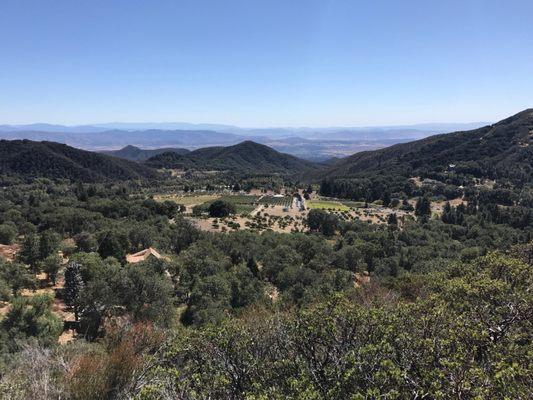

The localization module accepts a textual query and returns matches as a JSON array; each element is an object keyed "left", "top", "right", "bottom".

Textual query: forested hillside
[
  {"left": 101, "top": 145, "right": 190, "bottom": 161},
  {"left": 319, "top": 109, "right": 532, "bottom": 201},
  {"left": 323, "top": 109, "right": 532, "bottom": 181},
  {"left": 146, "top": 140, "right": 320, "bottom": 174},
  {"left": 0, "top": 140, "right": 159, "bottom": 183}
]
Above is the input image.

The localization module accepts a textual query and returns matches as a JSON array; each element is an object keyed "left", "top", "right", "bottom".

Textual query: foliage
[
  {"left": 0, "top": 223, "right": 17, "bottom": 245},
  {"left": 41, "top": 254, "right": 62, "bottom": 285},
  {"left": 1, "top": 294, "right": 62, "bottom": 353},
  {"left": 0, "top": 260, "right": 35, "bottom": 297},
  {"left": 307, "top": 209, "right": 339, "bottom": 236},
  {"left": 17, "top": 233, "right": 41, "bottom": 272},
  {"left": 415, "top": 195, "right": 431, "bottom": 218},
  {"left": 145, "top": 252, "right": 532, "bottom": 399},
  {"left": 64, "top": 261, "right": 85, "bottom": 322},
  {"left": 208, "top": 200, "right": 236, "bottom": 218}
]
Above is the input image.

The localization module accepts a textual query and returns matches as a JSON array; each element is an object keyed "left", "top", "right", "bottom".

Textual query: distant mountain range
[
  {"left": 0, "top": 121, "right": 489, "bottom": 161},
  {"left": 101, "top": 145, "right": 189, "bottom": 162},
  {"left": 145, "top": 141, "right": 319, "bottom": 174},
  {"left": 0, "top": 129, "right": 242, "bottom": 150},
  {"left": 0, "top": 121, "right": 489, "bottom": 137}
]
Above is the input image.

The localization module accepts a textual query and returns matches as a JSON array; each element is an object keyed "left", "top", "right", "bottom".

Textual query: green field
[
  {"left": 307, "top": 199, "right": 350, "bottom": 211},
  {"left": 259, "top": 196, "right": 293, "bottom": 207},
  {"left": 341, "top": 200, "right": 365, "bottom": 208}
]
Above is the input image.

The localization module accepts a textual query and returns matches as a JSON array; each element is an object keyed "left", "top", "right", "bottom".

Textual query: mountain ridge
[
  {"left": 101, "top": 145, "right": 190, "bottom": 162},
  {"left": 320, "top": 109, "right": 533, "bottom": 183},
  {"left": 145, "top": 140, "right": 320, "bottom": 174},
  {"left": 0, "top": 140, "right": 159, "bottom": 183}
]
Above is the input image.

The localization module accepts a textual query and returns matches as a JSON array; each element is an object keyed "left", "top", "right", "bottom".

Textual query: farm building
[{"left": 126, "top": 247, "right": 164, "bottom": 263}]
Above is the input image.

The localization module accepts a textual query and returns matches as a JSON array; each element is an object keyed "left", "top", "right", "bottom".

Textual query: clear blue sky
[{"left": 1, "top": 0, "right": 532, "bottom": 126}]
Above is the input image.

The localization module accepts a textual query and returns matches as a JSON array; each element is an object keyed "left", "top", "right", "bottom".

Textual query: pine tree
[
  {"left": 415, "top": 196, "right": 432, "bottom": 219},
  {"left": 39, "top": 230, "right": 59, "bottom": 260},
  {"left": 247, "top": 257, "right": 260, "bottom": 277},
  {"left": 382, "top": 191, "right": 391, "bottom": 207},
  {"left": 441, "top": 202, "right": 454, "bottom": 224},
  {"left": 64, "top": 261, "right": 85, "bottom": 321},
  {"left": 18, "top": 233, "right": 41, "bottom": 273}
]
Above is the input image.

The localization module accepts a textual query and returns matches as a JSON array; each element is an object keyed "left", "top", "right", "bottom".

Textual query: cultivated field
[
  {"left": 307, "top": 199, "right": 350, "bottom": 211},
  {"left": 154, "top": 191, "right": 437, "bottom": 232},
  {"left": 258, "top": 195, "right": 293, "bottom": 207},
  {"left": 154, "top": 193, "right": 220, "bottom": 206}
]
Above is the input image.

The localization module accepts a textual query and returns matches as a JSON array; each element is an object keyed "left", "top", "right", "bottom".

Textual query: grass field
[
  {"left": 341, "top": 200, "right": 365, "bottom": 208},
  {"left": 307, "top": 199, "right": 350, "bottom": 211}
]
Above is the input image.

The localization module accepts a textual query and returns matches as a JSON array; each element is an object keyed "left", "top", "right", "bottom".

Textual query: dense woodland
[
  {"left": 0, "top": 140, "right": 158, "bottom": 184},
  {"left": 318, "top": 109, "right": 532, "bottom": 201},
  {"left": 0, "top": 110, "right": 531, "bottom": 399},
  {"left": 101, "top": 145, "right": 190, "bottom": 162}
]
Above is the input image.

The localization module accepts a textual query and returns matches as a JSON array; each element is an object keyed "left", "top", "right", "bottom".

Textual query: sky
[{"left": 1, "top": 0, "right": 532, "bottom": 127}]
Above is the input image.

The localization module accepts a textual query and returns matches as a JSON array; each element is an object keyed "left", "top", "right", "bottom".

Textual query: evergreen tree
[
  {"left": 0, "top": 261, "right": 35, "bottom": 296},
  {"left": 98, "top": 231, "right": 128, "bottom": 261},
  {"left": 442, "top": 202, "right": 454, "bottom": 224},
  {"left": 64, "top": 261, "right": 85, "bottom": 321},
  {"left": 415, "top": 196, "right": 432, "bottom": 218},
  {"left": 18, "top": 233, "right": 41, "bottom": 273},
  {"left": 1, "top": 294, "right": 62, "bottom": 351},
  {"left": 247, "top": 257, "right": 260, "bottom": 277},
  {"left": 39, "top": 230, "right": 59, "bottom": 260},
  {"left": 382, "top": 191, "right": 391, "bottom": 207},
  {"left": 42, "top": 254, "right": 62, "bottom": 285},
  {"left": 387, "top": 213, "right": 398, "bottom": 225},
  {"left": 0, "top": 224, "right": 17, "bottom": 245}
]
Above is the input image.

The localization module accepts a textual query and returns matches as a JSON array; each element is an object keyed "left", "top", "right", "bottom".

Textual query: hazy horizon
[{"left": 0, "top": 120, "right": 492, "bottom": 131}]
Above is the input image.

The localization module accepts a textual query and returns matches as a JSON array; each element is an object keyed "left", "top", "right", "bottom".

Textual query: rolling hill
[
  {"left": 101, "top": 145, "right": 190, "bottom": 162},
  {"left": 0, "top": 140, "right": 159, "bottom": 183},
  {"left": 145, "top": 140, "right": 320, "bottom": 174},
  {"left": 320, "top": 109, "right": 533, "bottom": 183}
]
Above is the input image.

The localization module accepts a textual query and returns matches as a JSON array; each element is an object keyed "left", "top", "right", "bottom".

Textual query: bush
[{"left": 0, "top": 223, "right": 17, "bottom": 245}]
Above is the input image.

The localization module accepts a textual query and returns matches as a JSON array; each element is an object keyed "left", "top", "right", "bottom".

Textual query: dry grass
[
  {"left": 0, "top": 243, "right": 20, "bottom": 261},
  {"left": 188, "top": 199, "right": 307, "bottom": 234},
  {"left": 431, "top": 198, "right": 466, "bottom": 214}
]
